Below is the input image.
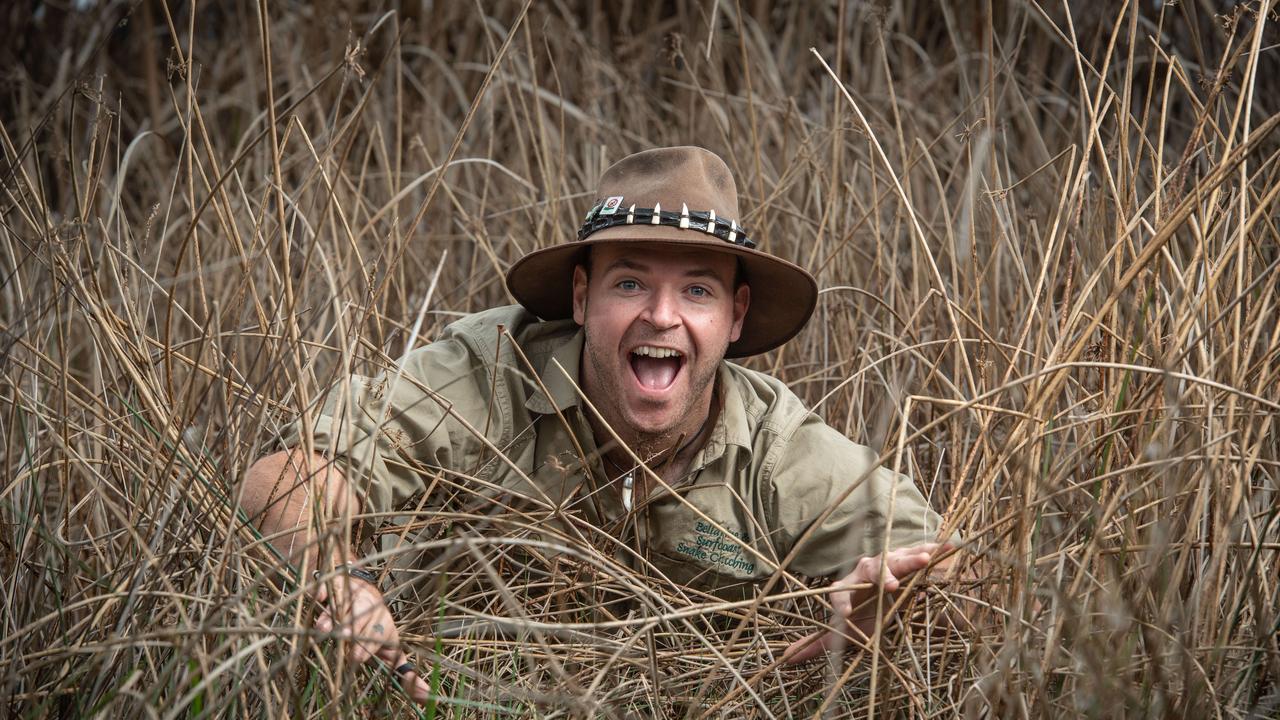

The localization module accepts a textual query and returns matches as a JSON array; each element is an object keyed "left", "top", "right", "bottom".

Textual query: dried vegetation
[{"left": 2, "top": 0, "right": 1279, "bottom": 717}]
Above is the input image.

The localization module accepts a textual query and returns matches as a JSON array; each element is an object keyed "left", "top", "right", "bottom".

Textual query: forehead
[{"left": 590, "top": 244, "right": 737, "bottom": 279}]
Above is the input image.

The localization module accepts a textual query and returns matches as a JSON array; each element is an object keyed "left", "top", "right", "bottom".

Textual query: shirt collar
[
  {"left": 717, "top": 363, "right": 754, "bottom": 452},
  {"left": 692, "top": 363, "right": 754, "bottom": 468},
  {"left": 524, "top": 326, "right": 586, "bottom": 415}
]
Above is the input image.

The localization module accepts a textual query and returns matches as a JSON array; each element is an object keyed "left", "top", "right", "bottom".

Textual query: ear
[
  {"left": 572, "top": 264, "right": 589, "bottom": 325},
  {"left": 728, "top": 283, "right": 750, "bottom": 342}
]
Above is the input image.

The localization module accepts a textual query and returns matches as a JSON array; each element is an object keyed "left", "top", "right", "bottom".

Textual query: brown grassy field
[{"left": 3, "top": 0, "right": 1279, "bottom": 717}]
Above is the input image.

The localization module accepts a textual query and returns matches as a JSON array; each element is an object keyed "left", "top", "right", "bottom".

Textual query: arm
[
  {"left": 240, "top": 449, "right": 431, "bottom": 703},
  {"left": 251, "top": 314, "right": 519, "bottom": 701},
  {"left": 765, "top": 413, "right": 959, "bottom": 663}
]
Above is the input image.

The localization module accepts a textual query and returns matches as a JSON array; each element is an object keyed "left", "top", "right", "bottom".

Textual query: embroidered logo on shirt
[{"left": 674, "top": 520, "right": 756, "bottom": 574}]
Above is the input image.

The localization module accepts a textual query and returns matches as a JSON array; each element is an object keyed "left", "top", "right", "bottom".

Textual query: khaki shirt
[{"left": 281, "top": 306, "right": 946, "bottom": 595}]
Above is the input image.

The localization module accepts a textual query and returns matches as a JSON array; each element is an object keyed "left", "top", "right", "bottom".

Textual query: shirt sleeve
[
  {"left": 766, "top": 412, "right": 950, "bottom": 578},
  {"left": 277, "top": 337, "right": 499, "bottom": 517}
]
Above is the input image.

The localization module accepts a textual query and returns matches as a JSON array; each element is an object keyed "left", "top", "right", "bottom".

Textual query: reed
[{"left": 2, "top": 1, "right": 1278, "bottom": 716}]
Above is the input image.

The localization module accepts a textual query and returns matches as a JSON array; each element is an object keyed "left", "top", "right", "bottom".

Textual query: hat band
[{"left": 578, "top": 201, "right": 756, "bottom": 250}]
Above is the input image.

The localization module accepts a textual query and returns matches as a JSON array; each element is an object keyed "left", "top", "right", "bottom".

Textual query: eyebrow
[{"left": 603, "top": 258, "right": 727, "bottom": 283}]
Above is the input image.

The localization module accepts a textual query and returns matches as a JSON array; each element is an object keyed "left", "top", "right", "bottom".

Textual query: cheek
[
  {"left": 584, "top": 304, "right": 630, "bottom": 349},
  {"left": 695, "top": 307, "right": 735, "bottom": 346}
]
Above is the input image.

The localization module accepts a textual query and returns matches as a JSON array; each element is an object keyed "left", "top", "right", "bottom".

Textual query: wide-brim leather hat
[{"left": 505, "top": 146, "right": 817, "bottom": 357}]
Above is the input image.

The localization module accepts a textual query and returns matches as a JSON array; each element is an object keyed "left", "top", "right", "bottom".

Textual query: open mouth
[{"left": 629, "top": 345, "right": 685, "bottom": 391}]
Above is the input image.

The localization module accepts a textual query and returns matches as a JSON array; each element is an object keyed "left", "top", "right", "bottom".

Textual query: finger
[
  {"left": 886, "top": 547, "right": 931, "bottom": 570},
  {"left": 884, "top": 550, "right": 933, "bottom": 581},
  {"left": 836, "top": 582, "right": 899, "bottom": 620},
  {"left": 881, "top": 568, "right": 900, "bottom": 593},
  {"left": 353, "top": 629, "right": 388, "bottom": 666},
  {"left": 849, "top": 555, "right": 884, "bottom": 585},
  {"left": 315, "top": 611, "right": 333, "bottom": 634},
  {"left": 832, "top": 590, "right": 854, "bottom": 619},
  {"left": 785, "top": 623, "right": 865, "bottom": 665},
  {"left": 407, "top": 673, "right": 432, "bottom": 704},
  {"left": 348, "top": 615, "right": 396, "bottom": 665},
  {"left": 782, "top": 630, "right": 826, "bottom": 665},
  {"left": 350, "top": 637, "right": 374, "bottom": 665},
  {"left": 386, "top": 652, "right": 432, "bottom": 704},
  {"left": 375, "top": 638, "right": 404, "bottom": 668},
  {"left": 337, "top": 622, "right": 367, "bottom": 664},
  {"left": 902, "top": 540, "right": 958, "bottom": 565},
  {"left": 857, "top": 556, "right": 901, "bottom": 593}
]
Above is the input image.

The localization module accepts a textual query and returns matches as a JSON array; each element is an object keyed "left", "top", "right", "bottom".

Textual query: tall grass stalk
[{"left": 2, "top": 1, "right": 1278, "bottom": 716}]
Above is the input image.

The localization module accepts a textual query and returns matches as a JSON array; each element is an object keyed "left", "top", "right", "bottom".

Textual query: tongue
[{"left": 632, "top": 356, "right": 680, "bottom": 390}]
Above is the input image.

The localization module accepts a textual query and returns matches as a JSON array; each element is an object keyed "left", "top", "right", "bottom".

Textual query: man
[{"left": 240, "top": 146, "right": 954, "bottom": 704}]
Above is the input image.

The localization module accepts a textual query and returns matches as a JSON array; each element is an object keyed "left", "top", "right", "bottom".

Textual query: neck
[{"left": 586, "top": 387, "right": 719, "bottom": 475}]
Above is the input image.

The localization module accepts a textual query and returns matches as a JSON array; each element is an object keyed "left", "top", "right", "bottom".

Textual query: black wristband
[
  {"left": 343, "top": 564, "right": 381, "bottom": 587},
  {"left": 315, "top": 564, "right": 381, "bottom": 589}
]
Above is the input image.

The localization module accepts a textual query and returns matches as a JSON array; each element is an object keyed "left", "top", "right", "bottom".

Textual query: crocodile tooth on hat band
[{"left": 577, "top": 203, "right": 756, "bottom": 249}]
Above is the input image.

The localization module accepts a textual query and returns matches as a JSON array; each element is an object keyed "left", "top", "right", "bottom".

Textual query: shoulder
[
  {"left": 721, "top": 362, "right": 811, "bottom": 431},
  {"left": 437, "top": 305, "right": 539, "bottom": 351},
  {"left": 431, "top": 305, "right": 576, "bottom": 360},
  {"left": 720, "top": 362, "right": 823, "bottom": 453},
  {"left": 719, "top": 362, "right": 879, "bottom": 485},
  {"left": 393, "top": 305, "right": 571, "bottom": 386}
]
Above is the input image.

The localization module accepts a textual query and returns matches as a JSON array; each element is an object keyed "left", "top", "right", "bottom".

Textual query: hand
[
  {"left": 314, "top": 574, "right": 431, "bottom": 703},
  {"left": 783, "top": 542, "right": 953, "bottom": 664}
]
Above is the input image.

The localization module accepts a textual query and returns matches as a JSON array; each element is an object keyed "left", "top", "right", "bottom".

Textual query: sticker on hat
[{"left": 598, "top": 196, "right": 624, "bottom": 215}]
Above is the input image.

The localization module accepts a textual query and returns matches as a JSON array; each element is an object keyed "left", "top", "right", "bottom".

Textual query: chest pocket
[{"left": 644, "top": 483, "right": 772, "bottom": 593}]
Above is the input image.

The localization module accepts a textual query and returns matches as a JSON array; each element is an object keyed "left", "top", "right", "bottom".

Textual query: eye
[
  {"left": 617, "top": 279, "right": 640, "bottom": 292},
  {"left": 688, "top": 285, "right": 710, "bottom": 298}
]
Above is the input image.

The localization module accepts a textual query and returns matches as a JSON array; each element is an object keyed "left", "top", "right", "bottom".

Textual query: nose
[{"left": 641, "top": 287, "right": 681, "bottom": 331}]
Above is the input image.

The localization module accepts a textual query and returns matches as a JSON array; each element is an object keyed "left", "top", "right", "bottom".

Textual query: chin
[{"left": 622, "top": 407, "right": 680, "bottom": 439}]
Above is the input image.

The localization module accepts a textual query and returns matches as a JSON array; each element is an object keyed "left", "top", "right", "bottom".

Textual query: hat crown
[{"left": 595, "top": 146, "right": 740, "bottom": 223}]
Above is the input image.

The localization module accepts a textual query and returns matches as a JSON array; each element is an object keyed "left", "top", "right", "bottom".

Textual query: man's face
[{"left": 573, "top": 244, "right": 750, "bottom": 451}]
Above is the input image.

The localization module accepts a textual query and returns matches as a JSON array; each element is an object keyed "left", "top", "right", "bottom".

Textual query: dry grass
[{"left": 3, "top": 0, "right": 1279, "bottom": 717}]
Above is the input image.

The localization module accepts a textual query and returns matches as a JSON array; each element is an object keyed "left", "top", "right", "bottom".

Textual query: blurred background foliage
[{"left": 2, "top": 0, "right": 1279, "bottom": 717}]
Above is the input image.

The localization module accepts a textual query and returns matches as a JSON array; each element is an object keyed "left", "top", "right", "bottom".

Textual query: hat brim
[{"left": 505, "top": 226, "right": 817, "bottom": 358}]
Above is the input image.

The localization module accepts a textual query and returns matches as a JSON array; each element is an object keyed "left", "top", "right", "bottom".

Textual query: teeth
[{"left": 632, "top": 346, "right": 682, "bottom": 359}]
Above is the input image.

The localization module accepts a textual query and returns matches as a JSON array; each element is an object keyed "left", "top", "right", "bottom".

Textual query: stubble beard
[{"left": 581, "top": 327, "right": 722, "bottom": 460}]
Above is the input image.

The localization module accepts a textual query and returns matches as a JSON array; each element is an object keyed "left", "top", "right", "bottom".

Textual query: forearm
[{"left": 240, "top": 449, "right": 362, "bottom": 581}]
